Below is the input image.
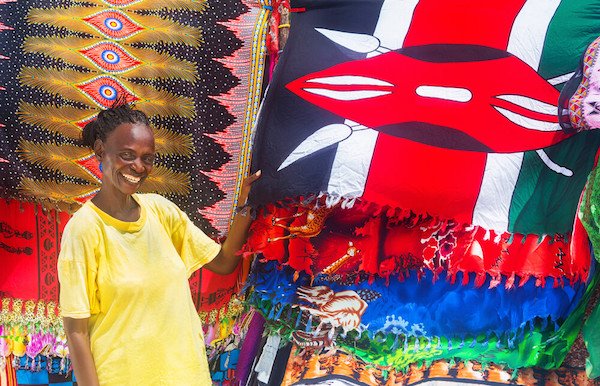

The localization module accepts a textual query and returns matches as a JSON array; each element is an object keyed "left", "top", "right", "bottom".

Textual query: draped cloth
[
  {"left": 244, "top": 0, "right": 600, "bottom": 381},
  {"left": 0, "top": 0, "right": 259, "bottom": 233},
  {"left": 280, "top": 348, "right": 600, "bottom": 386},
  {"left": 0, "top": 0, "right": 269, "bottom": 381}
]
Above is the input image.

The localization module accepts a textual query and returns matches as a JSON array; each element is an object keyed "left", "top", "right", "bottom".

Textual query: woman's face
[{"left": 96, "top": 122, "right": 155, "bottom": 197}]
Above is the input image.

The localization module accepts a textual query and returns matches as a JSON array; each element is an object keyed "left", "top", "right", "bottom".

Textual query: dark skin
[{"left": 64, "top": 122, "right": 260, "bottom": 386}]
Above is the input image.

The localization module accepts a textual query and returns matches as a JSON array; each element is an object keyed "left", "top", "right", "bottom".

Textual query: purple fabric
[{"left": 234, "top": 311, "right": 265, "bottom": 386}]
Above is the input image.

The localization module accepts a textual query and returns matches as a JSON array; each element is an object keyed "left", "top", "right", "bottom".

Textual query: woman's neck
[{"left": 91, "top": 188, "right": 140, "bottom": 222}]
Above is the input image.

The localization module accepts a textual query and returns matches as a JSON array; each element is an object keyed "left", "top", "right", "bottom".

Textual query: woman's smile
[{"left": 120, "top": 172, "right": 142, "bottom": 185}]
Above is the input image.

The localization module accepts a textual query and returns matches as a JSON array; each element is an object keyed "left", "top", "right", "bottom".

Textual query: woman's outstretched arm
[{"left": 204, "top": 170, "right": 261, "bottom": 275}]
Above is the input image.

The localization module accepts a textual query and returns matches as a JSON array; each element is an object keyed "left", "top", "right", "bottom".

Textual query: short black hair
[{"left": 81, "top": 103, "right": 150, "bottom": 148}]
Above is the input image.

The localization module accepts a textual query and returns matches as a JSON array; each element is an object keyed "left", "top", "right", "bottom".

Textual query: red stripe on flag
[
  {"left": 403, "top": 0, "right": 527, "bottom": 50},
  {"left": 362, "top": 137, "right": 486, "bottom": 224}
]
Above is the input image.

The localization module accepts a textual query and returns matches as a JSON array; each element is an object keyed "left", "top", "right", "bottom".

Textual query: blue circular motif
[
  {"left": 99, "top": 85, "right": 118, "bottom": 101},
  {"left": 101, "top": 50, "right": 120, "bottom": 65},
  {"left": 104, "top": 17, "right": 123, "bottom": 31}
]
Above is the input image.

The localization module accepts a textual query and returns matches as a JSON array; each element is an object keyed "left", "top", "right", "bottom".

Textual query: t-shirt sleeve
[
  {"left": 157, "top": 196, "right": 221, "bottom": 276},
  {"left": 57, "top": 217, "right": 100, "bottom": 319}
]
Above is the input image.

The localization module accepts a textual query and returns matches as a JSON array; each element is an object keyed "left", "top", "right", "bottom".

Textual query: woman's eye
[
  {"left": 120, "top": 153, "right": 135, "bottom": 160},
  {"left": 143, "top": 156, "right": 155, "bottom": 165}
]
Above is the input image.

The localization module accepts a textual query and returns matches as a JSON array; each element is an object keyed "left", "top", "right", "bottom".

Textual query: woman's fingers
[
  {"left": 242, "top": 170, "right": 261, "bottom": 189},
  {"left": 246, "top": 169, "right": 261, "bottom": 184},
  {"left": 239, "top": 170, "right": 261, "bottom": 203}
]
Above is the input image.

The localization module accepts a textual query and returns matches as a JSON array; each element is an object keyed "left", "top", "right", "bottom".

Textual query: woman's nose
[{"left": 131, "top": 158, "right": 145, "bottom": 173}]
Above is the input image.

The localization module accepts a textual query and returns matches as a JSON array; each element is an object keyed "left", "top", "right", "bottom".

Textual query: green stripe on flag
[
  {"left": 538, "top": 0, "right": 600, "bottom": 80},
  {"left": 509, "top": 133, "right": 600, "bottom": 234}
]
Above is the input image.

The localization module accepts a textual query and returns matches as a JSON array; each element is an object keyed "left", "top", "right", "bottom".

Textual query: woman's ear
[{"left": 94, "top": 138, "right": 105, "bottom": 162}]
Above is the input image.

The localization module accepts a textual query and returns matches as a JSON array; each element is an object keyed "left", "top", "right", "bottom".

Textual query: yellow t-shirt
[{"left": 58, "top": 193, "right": 221, "bottom": 385}]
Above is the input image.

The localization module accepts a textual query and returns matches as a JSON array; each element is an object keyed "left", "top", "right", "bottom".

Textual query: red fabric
[
  {"left": 287, "top": 46, "right": 570, "bottom": 224},
  {"left": 198, "top": 264, "right": 242, "bottom": 313},
  {"left": 246, "top": 201, "right": 590, "bottom": 287},
  {"left": 0, "top": 199, "right": 70, "bottom": 301}
]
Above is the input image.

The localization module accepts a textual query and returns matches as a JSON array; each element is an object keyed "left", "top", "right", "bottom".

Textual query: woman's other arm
[
  {"left": 204, "top": 170, "right": 261, "bottom": 275},
  {"left": 63, "top": 317, "right": 99, "bottom": 386}
]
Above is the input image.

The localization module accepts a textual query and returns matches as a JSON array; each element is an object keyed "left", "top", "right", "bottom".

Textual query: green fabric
[
  {"left": 584, "top": 304, "right": 600, "bottom": 378},
  {"left": 537, "top": 271, "right": 599, "bottom": 369},
  {"left": 581, "top": 165, "right": 600, "bottom": 260},
  {"left": 581, "top": 165, "right": 600, "bottom": 378}
]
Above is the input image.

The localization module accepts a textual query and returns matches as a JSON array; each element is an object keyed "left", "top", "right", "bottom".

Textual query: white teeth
[{"left": 122, "top": 174, "right": 141, "bottom": 184}]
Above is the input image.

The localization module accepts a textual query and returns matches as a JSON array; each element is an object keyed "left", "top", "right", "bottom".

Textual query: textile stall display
[
  {"left": 3, "top": 0, "right": 600, "bottom": 385},
  {"left": 0, "top": 0, "right": 271, "bottom": 384},
  {"left": 241, "top": 0, "right": 600, "bottom": 384}
]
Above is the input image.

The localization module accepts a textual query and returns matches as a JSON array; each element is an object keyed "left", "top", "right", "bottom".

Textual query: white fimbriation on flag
[
  {"left": 371, "top": 0, "right": 420, "bottom": 53},
  {"left": 471, "top": 153, "right": 524, "bottom": 231},
  {"left": 472, "top": 0, "right": 561, "bottom": 232},
  {"left": 326, "top": 0, "right": 419, "bottom": 198},
  {"left": 507, "top": 0, "right": 562, "bottom": 70}
]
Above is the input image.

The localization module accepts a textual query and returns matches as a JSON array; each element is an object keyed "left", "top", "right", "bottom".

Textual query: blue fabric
[
  {"left": 15, "top": 356, "right": 76, "bottom": 385},
  {"left": 248, "top": 260, "right": 593, "bottom": 340},
  {"left": 212, "top": 371, "right": 225, "bottom": 382},
  {"left": 16, "top": 369, "right": 49, "bottom": 384},
  {"left": 219, "top": 349, "right": 240, "bottom": 371},
  {"left": 228, "top": 349, "right": 240, "bottom": 368}
]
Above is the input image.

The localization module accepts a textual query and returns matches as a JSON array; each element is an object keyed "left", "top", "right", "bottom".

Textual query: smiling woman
[{"left": 58, "top": 103, "right": 260, "bottom": 385}]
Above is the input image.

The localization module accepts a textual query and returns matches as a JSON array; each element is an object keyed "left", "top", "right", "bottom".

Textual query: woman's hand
[{"left": 237, "top": 170, "right": 261, "bottom": 207}]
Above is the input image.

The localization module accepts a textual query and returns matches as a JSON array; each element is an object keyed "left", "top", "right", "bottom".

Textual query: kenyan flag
[{"left": 251, "top": 0, "right": 600, "bottom": 236}]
